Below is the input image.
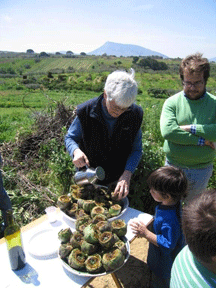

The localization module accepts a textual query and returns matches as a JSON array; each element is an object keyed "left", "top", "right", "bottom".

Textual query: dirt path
[{"left": 85, "top": 237, "right": 150, "bottom": 288}]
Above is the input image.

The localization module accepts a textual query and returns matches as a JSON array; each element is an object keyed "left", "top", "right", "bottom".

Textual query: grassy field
[{"left": 0, "top": 54, "right": 216, "bottom": 226}]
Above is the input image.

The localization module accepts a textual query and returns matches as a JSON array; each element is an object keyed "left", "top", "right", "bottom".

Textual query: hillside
[{"left": 88, "top": 41, "right": 168, "bottom": 58}]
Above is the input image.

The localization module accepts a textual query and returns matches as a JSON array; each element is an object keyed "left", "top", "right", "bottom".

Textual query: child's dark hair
[{"left": 147, "top": 166, "right": 188, "bottom": 201}]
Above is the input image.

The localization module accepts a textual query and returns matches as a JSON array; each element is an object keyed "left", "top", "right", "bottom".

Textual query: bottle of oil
[{"left": 4, "top": 210, "right": 26, "bottom": 270}]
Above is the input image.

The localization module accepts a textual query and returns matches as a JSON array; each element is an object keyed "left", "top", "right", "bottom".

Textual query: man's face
[{"left": 183, "top": 70, "right": 206, "bottom": 100}]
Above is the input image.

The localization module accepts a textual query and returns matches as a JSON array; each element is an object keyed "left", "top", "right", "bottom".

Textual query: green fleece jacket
[{"left": 160, "top": 91, "right": 216, "bottom": 168}]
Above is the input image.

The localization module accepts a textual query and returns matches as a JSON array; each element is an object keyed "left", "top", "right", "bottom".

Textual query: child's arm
[{"left": 130, "top": 221, "right": 158, "bottom": 247}]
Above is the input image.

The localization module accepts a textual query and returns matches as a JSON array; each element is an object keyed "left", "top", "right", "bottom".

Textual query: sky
[{"left": 0, "top": 0, "right": 216, "bottom": 59}]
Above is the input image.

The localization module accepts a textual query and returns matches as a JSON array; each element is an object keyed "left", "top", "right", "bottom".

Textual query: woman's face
[{"left": 103, "top": 93, "right": 128, "bottom": 118}]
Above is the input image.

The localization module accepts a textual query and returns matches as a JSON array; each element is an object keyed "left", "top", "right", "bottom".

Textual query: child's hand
[{"left": 130, "top": 221, "right": 148, "bottom": 238}]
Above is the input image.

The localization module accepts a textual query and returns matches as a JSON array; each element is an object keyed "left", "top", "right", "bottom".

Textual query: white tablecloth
[{"left": 1, "top": 207, "right": 153, "bottom": 288}]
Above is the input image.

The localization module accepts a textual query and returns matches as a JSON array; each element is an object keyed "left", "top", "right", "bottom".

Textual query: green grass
[
  {"left": 0, "top": 108, "right": 34, "bottom": 142},
  {"left": 0, "top": 54, "right": 216, "bottom": 226}
]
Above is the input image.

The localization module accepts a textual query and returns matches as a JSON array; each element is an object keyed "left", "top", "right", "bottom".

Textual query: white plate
[
  {"left": 28, "top": 228, "right": 59, "bottom": 258},
  {"left": 61, "top": 197, "right": 129, "bottom": 224},
  {"left": 59, "top": 236, "right": 130, "bottom": 277}
]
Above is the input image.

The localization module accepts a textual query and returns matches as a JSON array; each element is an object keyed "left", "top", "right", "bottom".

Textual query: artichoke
[
  {"left": 91, "top": 206, "right": 106, "bottom": 218},
  {"left": 113, "top": 233, "right": 121, "bottom": 244},
  {"left": 78, "top": 223, "right": 92, "bottom": 234},
  {"left": 77, "top": 198, "right": 85, "bottom": 209},
  {"left": 67, "top": 203, "right": 78, "bottom": 217},
  {"left": 102, "top": 248, "right": 125, "bottom": 271},
  {"left": 71, "top": 191, "right": 80, "bottom": 202},
  {"left": 59, "top": 243, "right": 73, "bottom": 259},
  {"left": 99, "top": 231, "right": 115, "bottom": 249},
  {"left": 95, "top": 221, "right": 112, "bottom": 233},
  {"left": 57, "top": 195, "right": 71, "bottom": 210},
  {"left": 83, "top": 200, "right": 96, "bottom": 213},
  {"left": 68, "top": 248, "right": 86, "bottom": 271},
  {"left": 81, "top": 240, "right": 98, "bottom": 255},
  {"left": 58, "top": 228, "right": 73, "bottom": 243},
  {"left": 94, "top": 200, "right": 106, "bottom": 207},
  {"left": 103, "top": 207, "right": 110, "bottom": 218},
  {"left": 92, "top": 214, "right": 107, "bottom": 224},
  {"left": 71, "top": 184, "right": 79, "bottom": 189},
  {"left": 109, "top": 204, "right": 122, "bottom": 217},
  {"left": 75, "top": 215, "right": 91, "bottom": 231},
  {"left": 70, "top": 231, "right": 84, "bottom": 249},
  {"left": 111, "top": 219, "right": 127, "bottom": 237},
  {"left": 70, "top": 184, "right": 84, "bottom": 197},
  {"left": 83, "top": 224, "right": 99, "bottom": 244},
  {"left": 114, "top": 240, "right": 127, "bottom": 256},
  {"left": 75, "top": 208, "right": 88, "bottom": 219},
  {"left": 85, "top": 254, "right": 103, "bottom": 273}
]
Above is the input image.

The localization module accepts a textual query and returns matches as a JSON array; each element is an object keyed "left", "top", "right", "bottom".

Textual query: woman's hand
[
  {"left": 112, "top": 170, "right": 132, "bottom": 200},
  {"left": 73, "top": 148, "right": 90, "bottom": 168}
]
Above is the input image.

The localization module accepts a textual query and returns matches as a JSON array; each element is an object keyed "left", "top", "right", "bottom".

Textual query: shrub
[
  {"left": 24, "top": 64, "right": 31, "bottom": 69},
  {"left": 25, "top": 84, "right": 41, "bottom": 90},
  {"left": 147, "top": 88, "right": 178, "bottom": 99}
]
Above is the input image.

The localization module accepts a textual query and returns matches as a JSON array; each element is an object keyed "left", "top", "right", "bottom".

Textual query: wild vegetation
[{"left": 1, "top": 52, "right": 216, "bottom": 226}]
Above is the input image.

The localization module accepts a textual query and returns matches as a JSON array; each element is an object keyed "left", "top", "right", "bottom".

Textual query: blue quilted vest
[{"left": 77, "top": 94, "right": 143, "bottom": 184}]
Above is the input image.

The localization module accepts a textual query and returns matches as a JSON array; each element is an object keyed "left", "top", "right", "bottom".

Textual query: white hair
[{"left": 104, "top": 68, "right": 138, "bottom": 108}]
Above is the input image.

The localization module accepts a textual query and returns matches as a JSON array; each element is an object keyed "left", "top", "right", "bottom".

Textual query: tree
[
  {"left": 39, "top": 52, "right": 50, "bottom": 57},
  {"left": 66, "top": 51, "right": 73, "bottom": 55},
  {"left": 26, "top": 49, "right": 34, "bottom": 54},
  {"left": 138, "top": 57, "right": 168, "bottom": 71},
  {"left": 132, "top": 56, "right": 139, "bottom": 64},
  {"left": 55, "top": 52, "right": 61, "bottom": 55},
  {"left": 80, "top": 52, "right": 86, "bottom": 56}
]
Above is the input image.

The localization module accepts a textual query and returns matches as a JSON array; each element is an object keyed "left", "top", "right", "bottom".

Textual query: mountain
[
  {"left": 210, "top": 57, "right": 216, "bottom": 62},
  {"left": 88, "top": 41, "right": 168, "bottom": 58}
]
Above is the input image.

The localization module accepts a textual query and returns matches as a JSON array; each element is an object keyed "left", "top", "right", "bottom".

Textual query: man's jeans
[
  {"left": 165, "top": 159, "right": 213, "bottom": 203},
  {"left": 0, "top": 155, "right": 12, "bottom": 225}
]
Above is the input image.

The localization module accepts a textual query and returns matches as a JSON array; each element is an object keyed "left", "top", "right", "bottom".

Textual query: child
[
  {"left": 170, "top": 189, "right": 216, "bottom": 287},
  {"left": 130, "top": 166, "right": 188, "bottom": 288}
]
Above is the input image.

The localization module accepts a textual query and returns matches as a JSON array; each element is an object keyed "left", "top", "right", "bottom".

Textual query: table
[{"left": 0, "top": 207, "right": 153, "bottom": 288}]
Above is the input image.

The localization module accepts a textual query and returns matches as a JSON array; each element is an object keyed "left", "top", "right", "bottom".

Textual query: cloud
[
  {"left": 132, "top": 4, "right": 154, "bottom": 12},
  {"left": 1, "top": 15, "right": 12, "bottom": 23}
]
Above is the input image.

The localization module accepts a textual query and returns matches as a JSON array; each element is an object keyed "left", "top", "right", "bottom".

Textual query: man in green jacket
[{"left": 160, "top": 53, "right": 216, "bottom": 203}]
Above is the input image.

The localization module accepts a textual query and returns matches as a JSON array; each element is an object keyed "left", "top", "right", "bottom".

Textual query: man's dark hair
[
  {"left": 147, "top": 166, "right": 188, "bottom": 201},
  {"left": 179, "top": 53, "right": 210, "bottom": 83},
  {"left": 182, "top": 189, "right": 216, "bottom": 263}
]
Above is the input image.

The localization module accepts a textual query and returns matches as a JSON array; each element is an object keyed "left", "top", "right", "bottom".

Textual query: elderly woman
[{"left": 65, "top": 69, "right": 143, "bottom": 200}]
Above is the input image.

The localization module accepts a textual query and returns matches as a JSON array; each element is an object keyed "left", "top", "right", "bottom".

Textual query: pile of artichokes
[
  {"left": 58, "top": 216, "right": 128, "bottom": 274},
  {"left": 57, "top": 184, "right": 124, "bottom": 220}
]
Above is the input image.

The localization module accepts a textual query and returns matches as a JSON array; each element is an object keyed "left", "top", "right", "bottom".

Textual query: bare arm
[{"left": 130, "top": 220, "right": 158, "bottom": 247}]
